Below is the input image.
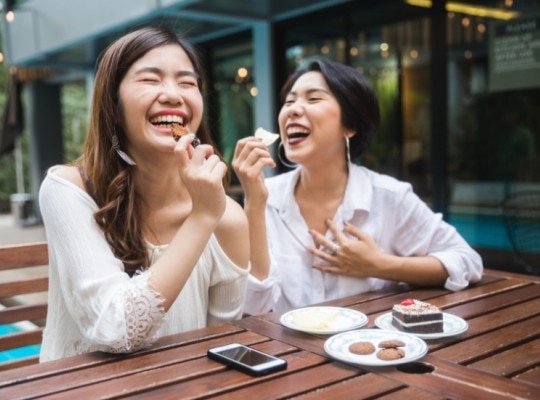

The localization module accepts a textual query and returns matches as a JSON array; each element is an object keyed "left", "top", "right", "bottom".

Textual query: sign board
[{"left": 489, "top": 17, "right": 540, "bottom": 92}]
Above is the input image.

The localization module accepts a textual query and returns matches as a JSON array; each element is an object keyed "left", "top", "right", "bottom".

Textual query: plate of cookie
[
  {"left": 374, "top": 312, "right": 469, "bottom": 339},
  {"left": 324, "top": 329, "right": 428, "bottom": 366},
  {"left": 280, "top": 306, "right": 368, "bottom": 335}
]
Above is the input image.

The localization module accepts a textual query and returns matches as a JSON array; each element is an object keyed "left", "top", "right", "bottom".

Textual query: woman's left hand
[{"left": 308, "top": 219, "right": 387, "bottom": 277}]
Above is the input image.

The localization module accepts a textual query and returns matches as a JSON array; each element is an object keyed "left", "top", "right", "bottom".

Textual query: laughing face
[
  {"left": 118, "top": 43, "right": 203, "bottom": 159},
  {"left": 278, "top": 71, "right": 348, "bottom": 166}
]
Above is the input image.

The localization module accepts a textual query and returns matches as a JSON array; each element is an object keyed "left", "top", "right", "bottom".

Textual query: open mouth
[
  {"left": 286, "top": 127, "right": 310, "bottom": 143},
  {"left": 149, "top": 115, "right": 200, "bottom": 147}
]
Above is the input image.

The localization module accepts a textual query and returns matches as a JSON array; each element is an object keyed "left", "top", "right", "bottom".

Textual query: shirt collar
[{"left": 267, "top": 164, "right": 373, "bottom": 217}]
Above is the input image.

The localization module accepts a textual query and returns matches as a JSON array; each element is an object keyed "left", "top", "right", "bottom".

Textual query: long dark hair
[
  {"left": 280, "top": 59, "right": 380, "bottom": 160},
  {"left": 77, "top": 26, "right": 222, "bottom": 273}
]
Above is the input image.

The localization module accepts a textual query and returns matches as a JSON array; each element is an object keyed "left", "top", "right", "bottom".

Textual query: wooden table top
[{"left": 1, "top": 268, "right": 539, "bottom": 399}]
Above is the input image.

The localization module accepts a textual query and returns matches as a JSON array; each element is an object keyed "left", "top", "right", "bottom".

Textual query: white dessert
[{"left": 254, "top": 127, "right": 279, "bottom": 146}]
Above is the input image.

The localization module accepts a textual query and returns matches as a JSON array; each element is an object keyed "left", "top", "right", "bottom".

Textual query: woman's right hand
[
  {"left": 232, "top": 137, "right": 276, "bottom": 205},
  {"left": 175, "top": 134, "right": 227, "bottom": 221}
]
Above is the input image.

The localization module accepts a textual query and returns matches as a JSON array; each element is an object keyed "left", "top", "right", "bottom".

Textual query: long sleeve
[
  {"left": 39, "top": 170, "right": 166, "bottom": 360},
  {"left": 243, "top": 165, "right": 483, "bottom": 315}
]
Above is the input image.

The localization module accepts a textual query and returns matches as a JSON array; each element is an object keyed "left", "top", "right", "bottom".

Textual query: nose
[
  {"left": 286, "top": 100, "right": 303, "bottom": 118},
  {"left": 158, "top": 81, "right": 183, "bottom": 104}
]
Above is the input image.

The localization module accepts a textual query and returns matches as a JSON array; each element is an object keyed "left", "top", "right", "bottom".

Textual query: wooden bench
[{"left": 0, "top": 242, "right": 48, "bottom": 371}]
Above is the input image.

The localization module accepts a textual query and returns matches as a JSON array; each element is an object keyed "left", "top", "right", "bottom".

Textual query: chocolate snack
[{"left": 171, "top": 124, "right": 200, "bottom": 147}]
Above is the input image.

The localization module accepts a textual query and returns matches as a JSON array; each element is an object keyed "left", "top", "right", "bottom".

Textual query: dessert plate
[
  {"left": 324, "top": 329, "right": 428, "bottom": 367},
  {"left": 280, "top": 306, "right": 368, "bottom": 335},
  {"left": 374, "top": 312, "right": 469, "bottom": 339}
]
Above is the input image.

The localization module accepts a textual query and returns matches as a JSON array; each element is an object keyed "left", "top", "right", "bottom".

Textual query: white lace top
[{"left": 38, "top": 168, "right": 248, "bottom": 362}]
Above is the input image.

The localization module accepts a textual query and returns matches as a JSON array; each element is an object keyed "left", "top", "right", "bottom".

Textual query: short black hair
[{"left": 280, "top": 59, "right": 380, "bottom": 159}]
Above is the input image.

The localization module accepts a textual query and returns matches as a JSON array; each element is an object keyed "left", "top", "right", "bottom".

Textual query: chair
[
  {"left": 0, "top": 242, "right": 48, "bottom": 371},
  {"left": 501, "top": 191, "right": 540, "bottom": 275}
]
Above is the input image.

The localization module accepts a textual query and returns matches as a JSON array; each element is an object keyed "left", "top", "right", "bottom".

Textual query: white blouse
[
  {"left": 245, "top": 164, "right": 483, "bottom": 315},
  {"left": 39, "top": 168, "right": 248, "bottom": 362}
]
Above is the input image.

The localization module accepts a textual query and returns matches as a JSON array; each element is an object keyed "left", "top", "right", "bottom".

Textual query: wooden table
[{"left": 1, "top": 268, "right": 539, "bottom": 399}]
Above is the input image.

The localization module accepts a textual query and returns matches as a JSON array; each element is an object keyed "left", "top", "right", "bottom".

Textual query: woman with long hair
[{"left": 39, "top": 27, "right": 249, "bottom": 361}]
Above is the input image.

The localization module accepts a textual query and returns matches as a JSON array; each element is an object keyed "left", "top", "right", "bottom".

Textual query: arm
[
  {"left": 231, "top": 137, "right": 276, "bottom": 280},
  {"left": 309, "top": 186, "right": 482, "bottom": 290}
]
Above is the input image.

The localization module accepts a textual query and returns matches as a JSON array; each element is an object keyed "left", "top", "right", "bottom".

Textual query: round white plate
[
  {"left": 324, "top": 329, "right": 428, "bottom": 367},
  {"left": 280, "top": 306, "right": 368, "bottom": 335},
  {"left": 374, "top": 312, "right": 469, "bottom": 339}
]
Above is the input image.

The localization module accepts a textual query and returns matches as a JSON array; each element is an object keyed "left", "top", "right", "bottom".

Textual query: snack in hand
[
  {"left": 254, "top": 127, "right": 279, "bottom": 146},
  {"left": 171, "top": 123, "right": 200, "bottom": 147}
]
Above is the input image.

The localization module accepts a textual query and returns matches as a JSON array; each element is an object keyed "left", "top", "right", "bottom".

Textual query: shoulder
[
  {"left": 49, "top": 165, "right": 85, "bottom": 190},
  {"left": 355, "top": 165, "right": 411, "bottom": 194}
]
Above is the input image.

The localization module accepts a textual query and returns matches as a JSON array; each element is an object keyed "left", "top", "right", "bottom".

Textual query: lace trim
[{"left": 108, "top": 269, "right": 166, "bottom": 353}]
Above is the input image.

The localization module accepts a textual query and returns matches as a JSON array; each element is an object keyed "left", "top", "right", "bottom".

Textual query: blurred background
[{"left": 0, "top": 0, "right": 539, "bottom": 274}]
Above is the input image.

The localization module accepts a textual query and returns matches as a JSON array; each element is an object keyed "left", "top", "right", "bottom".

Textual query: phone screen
[
  {"left": 208, "top": 343, "right": 287, "bottom": 376},
  {"left": 215, "top": 346, "right": 274, "bottom": 366}
]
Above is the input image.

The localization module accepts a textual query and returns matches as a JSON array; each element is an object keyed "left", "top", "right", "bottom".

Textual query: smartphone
[{"left": 207, "top": 343, "right": 287, "bottom": 376}]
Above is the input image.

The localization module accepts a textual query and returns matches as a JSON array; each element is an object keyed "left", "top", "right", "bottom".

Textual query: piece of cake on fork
[{"left": 391, "top": 299, "right": 444, "bottom": 334}]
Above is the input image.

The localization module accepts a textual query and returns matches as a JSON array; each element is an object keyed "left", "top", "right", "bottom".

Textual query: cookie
[
  {"left": 348, "top": 341, "right": 376, "bottom": 355},
  {"left": 378, "top": 339, "right": 406, "bottom": 348},
  {"left": 376, "top": 347, "right": 406, "bottom": 361}
]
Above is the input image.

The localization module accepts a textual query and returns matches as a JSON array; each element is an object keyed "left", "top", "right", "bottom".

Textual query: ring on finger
[{"left": 329, "top": 242, "right": 340, "bottom": 256}]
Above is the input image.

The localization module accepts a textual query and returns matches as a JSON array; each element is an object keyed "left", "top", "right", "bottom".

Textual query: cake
[{"left": 391, "top": 299, "right": 443, "bottom": 334}]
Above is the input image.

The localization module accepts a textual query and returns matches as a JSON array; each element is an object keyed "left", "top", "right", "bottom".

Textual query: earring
[
  {"left": 112, "top": 134, "right": 136, "bottom": 166},
  {"left": 345, "top": 136, "right": 351, "bottom": 165},
  {"left": 278, "top": 142, "right": 297, "bottom": 169}
]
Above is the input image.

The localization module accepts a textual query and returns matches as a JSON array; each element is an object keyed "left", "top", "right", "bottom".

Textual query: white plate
[
  {"left": 324, "top": 329, "right": 428, "bottom": 367},
  {"left": 374, "top": 312, "right": 469, "bottom": 339},
  {"left": 280, "top": 306, "right": 368, "bottom": 334}
]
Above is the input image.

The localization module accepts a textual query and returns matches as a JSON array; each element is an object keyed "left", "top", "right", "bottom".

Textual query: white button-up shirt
[{"left": 244, "top": 164, "right": 483, "bottom": 314}]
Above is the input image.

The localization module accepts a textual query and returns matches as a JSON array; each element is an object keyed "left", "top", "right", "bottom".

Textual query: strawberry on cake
[{"left": 391, "top": 299, "right": 443, "bottom": 334}]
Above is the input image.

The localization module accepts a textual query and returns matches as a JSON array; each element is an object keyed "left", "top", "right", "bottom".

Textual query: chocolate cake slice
[{"left": 391, "top": 299, "right": 443, "bottom": 334}]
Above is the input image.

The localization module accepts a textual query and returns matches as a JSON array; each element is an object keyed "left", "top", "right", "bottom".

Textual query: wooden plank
[
  {"left": 125, "top": 356, "right": 360, "bottom": 400},
  {"left": 432, "top": 315, "right": 540, "bottom": 363},
  {"left": 0, "top": 356, "right": 39, "bottom": 372},
  {"left": 469, "top": 338, "right": 540, "bottom": 379},
  {"left": 0, "top": 323, "right": 244, "bottom": 388},
  {"left": 0, "top": 303, "right": 47, "bottom": 324},
  {"left": 380, "top": 355, "right": 540, "bottom": 400},
  {"left": 0, "top": 277, "right": 48, "bottom": 297},
  {"left": 0, "top": 330, "right": 269, "bottom": 399},
  {"left": 0, "top": 329, "right": 43, "bottom": 351},
  {"left": 0, "top": 242, "right": 48, "bottom": 270},
  {"left": 287, "top": 373, "right": 408, "bottom": 400}
]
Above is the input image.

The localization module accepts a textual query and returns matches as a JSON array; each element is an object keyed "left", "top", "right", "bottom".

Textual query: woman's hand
[
  {"left": 232, "top": 137, "right": 276, "bottom": 206},
  {"left": 174, "top": 133, "right": 227, "bottom": 221},
  {"left": 308, "top": 219, "right": 388, "bottom": 278}
]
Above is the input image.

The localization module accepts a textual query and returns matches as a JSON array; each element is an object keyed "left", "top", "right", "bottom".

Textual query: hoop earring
[
  {"left": 345, "top": 136, "right": 351, "bottom": 164},
  {"left": 112, "top": 134, "right": 136, "bottom": 166},
  {"left": 278, "top": 142, "right": 297, "bottom": 169}
]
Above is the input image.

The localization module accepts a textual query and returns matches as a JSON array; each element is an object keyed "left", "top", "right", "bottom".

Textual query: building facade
[{"left": 2, "top": 0, "right": 540, "bottom": 272}]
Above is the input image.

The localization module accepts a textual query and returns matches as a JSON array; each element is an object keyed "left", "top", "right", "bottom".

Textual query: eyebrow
[
  {"left": 286, "top": 87, "right": 330, "bottom": 97},
  {"left": 134, "top": 67, "right": 199, "bottom": 79}
]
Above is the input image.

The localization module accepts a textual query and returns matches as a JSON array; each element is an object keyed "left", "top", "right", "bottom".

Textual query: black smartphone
[{"left": 207, "top": 343, "right": 287, "bottom": 376}]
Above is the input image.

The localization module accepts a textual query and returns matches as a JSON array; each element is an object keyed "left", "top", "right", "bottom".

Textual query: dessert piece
[
  {"left": 349, "top": 341, "right": 376, "bottom": 355},
  {"left": 391, "top": 299, "right": 444, "bottom": 334},
  {"left": 377, "top": 347, "right": 405, "bottom": 361},
  {"left": 171, "top": 124, "right": 200, "bottom": 147},
  {"left": 292, "top": 308, "right": 338, "bottom": 330},
  {"left": 378, "top": 339, "right": 406, "bottom": 349},
  {"left": 254, "top": 127, "right": 279, "bottom": 146}
]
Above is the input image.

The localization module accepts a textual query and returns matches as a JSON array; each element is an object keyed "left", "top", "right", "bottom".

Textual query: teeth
[
  {"left": 150, "top": 115, "right": 184, "bottom": 125},
  {"left": 286, "top": 127, "right": 309, "bottom": 135}
]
